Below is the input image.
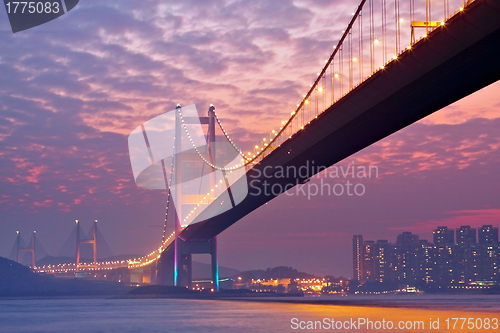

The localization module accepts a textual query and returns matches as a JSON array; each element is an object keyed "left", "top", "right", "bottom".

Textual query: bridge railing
[
  {"left": 35, "top": 231, "right": 176, "bottom": 273},
  {"left": 36, "top": 260, "right": 129, "bottom": 274}
]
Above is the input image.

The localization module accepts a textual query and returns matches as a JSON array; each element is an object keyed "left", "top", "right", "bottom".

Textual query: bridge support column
[
  {"left": 159, "top": 103, "right": 219, "bottom": 290},
  {"left": 17, "top": 231, "right": 36, "bottom": 268},
  {"left": 161, "top": 238, "right": 219, "bottom": 291},
  {"left": 186, "top": 253, "right": 192, "bottom": 290},
  {"left": 210, "top": 237, "right": 219, "bottom": 292},
  {"left": 174, "top": 238, "right": 194, "bottom": 288},
  {"left": 76, "top": 220, "right": 98, "bottom": 272},
  {"left": 16, "top": 231, "right": 20, "bottom": 263},
  {"left": 173, "top": 103, "right": 183, "bottom": 287},
  {"left": 174, "top": 232, "right": 181, "bottom": 286},
  {"left": 157, "top": 243, "right": 175, "bottom": 285}
]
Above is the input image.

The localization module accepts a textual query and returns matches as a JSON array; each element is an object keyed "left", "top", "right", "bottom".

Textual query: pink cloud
[{"left": 389, "top": 209, "right": 500, "bottom": 234}]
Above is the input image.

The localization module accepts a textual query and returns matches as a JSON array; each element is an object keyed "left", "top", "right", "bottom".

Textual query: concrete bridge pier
[{"left": 157, "top": 236, "right": 219, "bottom": 292}]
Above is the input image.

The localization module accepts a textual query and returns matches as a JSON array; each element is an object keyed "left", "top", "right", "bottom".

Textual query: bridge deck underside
[{"left": 167, "top": 0, "right": 500, "bottom": 245}]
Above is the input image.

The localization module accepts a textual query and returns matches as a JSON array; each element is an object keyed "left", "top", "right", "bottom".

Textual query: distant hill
[
  {"left": 232, "top": 266, "right": 316, "bottom": 281},
  {"left": 0, "top": 257, "right": 129, "bottom": 297}
]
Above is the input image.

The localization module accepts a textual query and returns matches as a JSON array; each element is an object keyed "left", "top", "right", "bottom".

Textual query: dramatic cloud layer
[{"left": 0, "top": 0, "right": 498, "bottom": 277}]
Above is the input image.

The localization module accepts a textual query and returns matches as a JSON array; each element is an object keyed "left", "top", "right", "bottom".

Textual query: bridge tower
[
  {"left": 16, "top": 231, "right": 36, "bottom": 268},
  {"left": 76, "top": 219, "right": 97, "bottom": 271},
  {"left": 207, "top": 104, "right": 219, "bottom": 292},
  {"left": 160, "top": 104, "right": 219, "bottom": 292}
]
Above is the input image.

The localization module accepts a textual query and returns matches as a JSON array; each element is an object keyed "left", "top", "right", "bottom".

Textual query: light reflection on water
[{"left": 0, "top": 295, "right": 498, "bottom": 332}]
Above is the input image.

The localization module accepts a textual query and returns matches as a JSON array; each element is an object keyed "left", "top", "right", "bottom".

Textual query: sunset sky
[{"left": 0, "top": 0, "right": 498, "bottom": 277}]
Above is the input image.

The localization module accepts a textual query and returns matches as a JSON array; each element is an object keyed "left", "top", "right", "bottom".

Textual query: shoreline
[{"left": 214, "top": 295, "right": 500, "bottom": 313}]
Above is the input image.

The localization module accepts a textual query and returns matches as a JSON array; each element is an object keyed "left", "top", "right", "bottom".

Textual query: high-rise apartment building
[
  {"left": 363, "top": 240, "right": 376, "bottom": 283},
  {"left": 394, "top": 232, "right": 420, "bottom": 284},
  {"left": 353, "top": 235, "right": 364, "bottom": 282},
  {"left": 479, "top": 225, "right": 499, "bottom": 245},
  {"left": 374, "top": 240, "right": 392, "bottom": 283},
  {"left": 456, "top": 226, "right": 476, "bottom": 247},
  {"left": 433, "top": 226, "right": 454, "bottom": 247}
]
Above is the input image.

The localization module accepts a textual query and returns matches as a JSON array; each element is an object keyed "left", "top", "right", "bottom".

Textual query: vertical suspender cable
[
  {"left": 394, "top": 0, "right": 397, "bottom": 56},
  {"left": 370, "top": 0, "right": 374, "bottom": 73},
  {"left": 331, "top": 62, "right": 334, "bottom": 104},
  {"left": 398, "top": 0, "right": 401, "bottom": 51},
  {"left": 384, "top": 0, "right": 387, "bottom": 63},
  {"left": 340, "top": 46, "right": 343, "bottom": 96},
  {"left": 323, "top": 75, "right": 326, "bottom": 111},
  {"left": 359, "top": 10, "right": 363, "bottom": 81},
  {"left": 349, "top": 31, "right": 353, "bottom": 90}
]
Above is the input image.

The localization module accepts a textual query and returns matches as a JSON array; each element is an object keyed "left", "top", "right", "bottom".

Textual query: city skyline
[
  {"left": 0, "top": 0, "right": 499, "bottom": 278},
  {"left": 354, "top": 224, "right": 499, "bottom": 285}
]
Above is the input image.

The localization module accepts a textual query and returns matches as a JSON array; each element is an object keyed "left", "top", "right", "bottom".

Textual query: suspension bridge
[{"left": 31, "top": 0, "right": 500, "bottom": 289}]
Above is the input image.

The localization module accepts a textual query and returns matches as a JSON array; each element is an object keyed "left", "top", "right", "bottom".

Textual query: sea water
[{"left": 0, "top": 295, "right": 499, "bottom": 332}]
